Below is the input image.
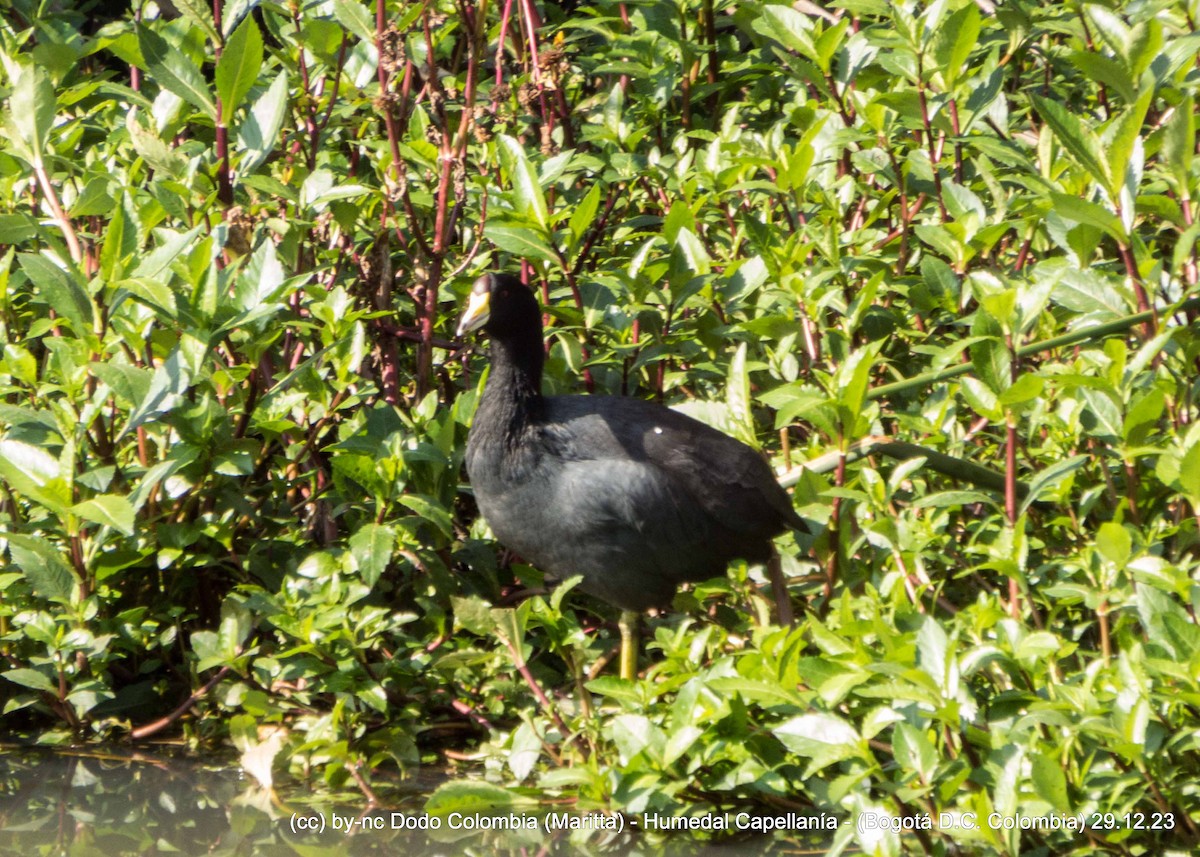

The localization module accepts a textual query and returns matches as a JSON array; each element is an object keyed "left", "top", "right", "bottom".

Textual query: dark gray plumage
[{"left": 460, "top": 272, "right": 803, "bottom": 613}]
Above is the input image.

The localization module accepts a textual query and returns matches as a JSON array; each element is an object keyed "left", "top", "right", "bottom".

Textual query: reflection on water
[{"left": 0, "top": 750, "right": 836, "bottom": 855}]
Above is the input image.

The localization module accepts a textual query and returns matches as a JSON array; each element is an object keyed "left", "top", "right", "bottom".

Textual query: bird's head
[{"left": 457, "top": 272, "right": 539, "bottom": 339}]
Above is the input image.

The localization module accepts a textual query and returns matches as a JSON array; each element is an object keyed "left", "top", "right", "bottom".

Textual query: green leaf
[
  {"left": 1124, "top": 388, "right": 1164, "bottom": 442},
  {"left": 916, "top": 616, "right": 954, "bottom": 694},
  {"left": 3, "top": 344, "right": 38, "bottom": 385},
  {"left": 1032, "top": 95, "right": 1110, "bottom": 190},
  {"left": 892, "top": 722, "right": 938, "bottom": 785},
  {"left": 300, "top": 171, "right": 369, "bottom": 208},
  {"left": 1031, "top": 753, "right": 1070, "bottom": 810},
  {"left": 836, "top": 344, "right": 877, "bottom": 428},
  {"left": 773, "top": 713, "right": 864, "bottom": 775},
  {"left": 507, "top": 721, "right": 542, "bottom": 781},
  {"left": 123, "top": 347, "right": 193, "bottom": 436},
  {"left": 998, "top": 373, "right": 1044, "bottom": 407},
  {"left": 919, "top": 256, "right": 958, "bottom": 308},
  {"left": 724, "top": 342, "right": 755, "bottom": 446},
  {"left": 959, "top": 375, "right": 1000, "bottom": 419},
  {"left": 0, "top": 439, "right": 71, "bottom": 516},
  {"left": 706, "top": 676, "right": 803, "bottom": 705},
  {"left": 914, "top": 224, "right": 968, "bottom": 268},
  {"left": 1096, "top": 521, "right": 1131, "bottom": 567},
  {"left": 1042, "top": 260, "right": 1130, "bottom": 317},
  {"left": 398, "top": 494, "right": 453, "bottom": 539},
  {"left": 978, "top": 288, "right": 1017, "bottom": 332},
  {"left": 0, "top": 213, "right": 39, "bottom": 244},
  {"left": 212, "top": 441, "right": 256, "bottom": 476},
  {"left": 662, "top": 724, "right": 704, "bottom": 766},
  {"left": 238, "top": 71, "right": 289, "bottom": 174},
  {"left": 498, "top": 135, "right": 549, "bottom": 230},
  {"left": 233, "top": 237, "right": 286, "bottom": 311},
  {"left": 1015, "top": 631, "right": 1060, "bottom": 664},
  {"left": 568, "top": 182, "right": 602, "bottom": 250},
  {"left": 932, "top": 4, "right": 981, "bottom": 89},
  {"left": 190, "top": 629, "right": 223, "bottom": 670},
  {"left": 602, "top": 82, "right": 625, "bottom": 144},
  {"left": 131, "top": 226, "right": 204, "bottom": 281},
  {"left": 6, "top": 534, "right": 80, "bottom": 603},
  {"left": 18, "top": 252, "right": 93, "bottom": 334},
  {"left": 912, "top": 490, "right": 997, "bottom": 510},
  {"left": 662, "top": 199, "right": 693, "bottom": 245},
  {"left": 485, "top": 223, "right": 559, "bottom": 265},
  {"left": 331, "top": 0, "right": 377, "bottom": 42},
  {"left": 349, "top": 523, "right": 395, "bottom": 587},
  {"left": 969, "top": 336, "right": 1009, "bottom": 396},
  {"left": 754, "top": 6, "right": 818, "bottom": 61},
  {"left": 813, "top": 18, "right": 849, "bottom": 74},
  {"left": 1019, "top": 455, "right": 1088, "bottom": 516},
  {"left": 1067, "top": 51, "right": 1135, "bottom": 105},
  {"left": 1079, "top": 387, "right": 1122, "bottom": 440},
  {"left": 1161, "top": 95, "right": 1194, "bottom": 190},
  {"left": 795, "top": 658, "right": 869, "bottom": 705},
  {"left": 1048, "top": 193, "right": 1123, "bottom": 242},
  {"left": 216, "top": 18, "right": 264, "bottom": 125},
  {"left": 1129, "top": 20, "right": 1165, "bottom": 74},
  {"left": 99, "top": 196, "right": 137, "bottom": 282},
  {"left": 2, "top": 668, "right": 57, "bottom": 694},
  {"left": 171, "top": 0, "right": 221, "bottom": 43},
  {"left": 489, "top": 606, "right": 526, "bottom": 664},
  {"left": 726, "top": 256, "right": 769, "bottom": 302},
  {"left": 608, "top": 713, "right": 662, "bottom": 764},
  {"left": 72, "top": 495, "right": 136, "bottom": 536},
  {"left": 1137, "top": 586, "right": 1200, "bottom": 659},
  {"left": 1105, "top": 90, "right": 1151, "bottom": 224},
  {"left": 137, "top": 24, "right": 216, "bottom": 116},
  {"left": 1086, "top": 6, "right": 1133, "bottom": 68},
  {"left": 585, "top": 675, "right": 641, "bottom": 702},
  {"left": 670, "top": 227, "right": 710, "bottom": 281},
  {"left": 425, "top": 781, "right": 532, "bottom": 815},
  {"left": 1178, "top": 439, "right": 1200, "bottom": 502},
  {"left": 452, "top": 595, "right": 497, "bottom": 636},
  {"left": 217, "top": 597, "right": 253, "bottom": 656},
  {"left": 4, "top": 64, "right": 57, "bottom": 168},
  {"left": 357, "top": 683, "right": 388, "bottom": 714}
]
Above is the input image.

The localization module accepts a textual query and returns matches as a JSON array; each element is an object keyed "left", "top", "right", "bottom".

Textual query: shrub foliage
[{"left": 2, "top": 0, "right": 1200, "bottom": 852}]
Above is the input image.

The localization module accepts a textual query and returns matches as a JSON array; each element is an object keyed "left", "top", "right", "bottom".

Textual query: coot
[{"left": 459, "top": 273, "right": 803, "bottom": 672}]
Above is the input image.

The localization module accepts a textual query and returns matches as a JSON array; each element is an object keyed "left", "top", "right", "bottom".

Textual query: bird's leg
[
  {"left": 768, "top": 547, "right": 795, "bottom": 626},
  {"left": 566, "top": 650, "right": 594, "bottom": 719},
  {"left": 619, "top": 610, "right": 639, "bottom": 680}
]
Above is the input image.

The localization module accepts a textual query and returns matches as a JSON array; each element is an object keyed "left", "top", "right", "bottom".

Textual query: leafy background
[{"left": 2, "top": 0, "right": 1200, "bottom": 853}]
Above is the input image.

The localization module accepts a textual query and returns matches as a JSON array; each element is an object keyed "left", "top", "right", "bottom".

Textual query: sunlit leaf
[
  {"left": 4, "top": 64, "right": 56, "bottom": 168},
  {"left": 137, "top": 24, "right": 216, "bottom": 116}
]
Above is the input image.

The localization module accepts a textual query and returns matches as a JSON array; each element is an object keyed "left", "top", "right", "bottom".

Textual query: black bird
[{"left": 458, "top": 272, "right": 805, "bottom": 677}]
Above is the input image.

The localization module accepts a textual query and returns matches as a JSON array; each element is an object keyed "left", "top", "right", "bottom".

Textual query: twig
[{"left": 130, "top": 666, "right": 232, "bottom": 740}]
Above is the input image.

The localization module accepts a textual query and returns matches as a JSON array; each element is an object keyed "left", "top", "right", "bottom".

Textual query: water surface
[{"left": 0, "top": 749, "right": 838, "bottom": 855}]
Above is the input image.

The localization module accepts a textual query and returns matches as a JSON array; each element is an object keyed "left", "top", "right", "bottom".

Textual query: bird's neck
[{"left": 478, "top": 334, "right": 545, "bottom": 433}]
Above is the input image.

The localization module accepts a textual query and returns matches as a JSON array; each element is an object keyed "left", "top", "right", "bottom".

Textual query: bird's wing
[
  {"left": 542, "top": 396, "right": 803, "bottom": 539},
  {"left": 650, "top": 414, "right": 804, "bottom": 534},
  {"left": 549, "top": 453, "right": 726, "bottom": 581}
]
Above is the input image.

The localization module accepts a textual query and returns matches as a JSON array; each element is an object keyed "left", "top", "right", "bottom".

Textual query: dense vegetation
[{"left": 2, "top": 0, "right": 1200, "bottom": 852}]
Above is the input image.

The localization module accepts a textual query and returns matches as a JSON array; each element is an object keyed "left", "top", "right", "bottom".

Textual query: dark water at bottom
[{"left": 0, "top": 750, "right": 839, "bottom": 855}]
